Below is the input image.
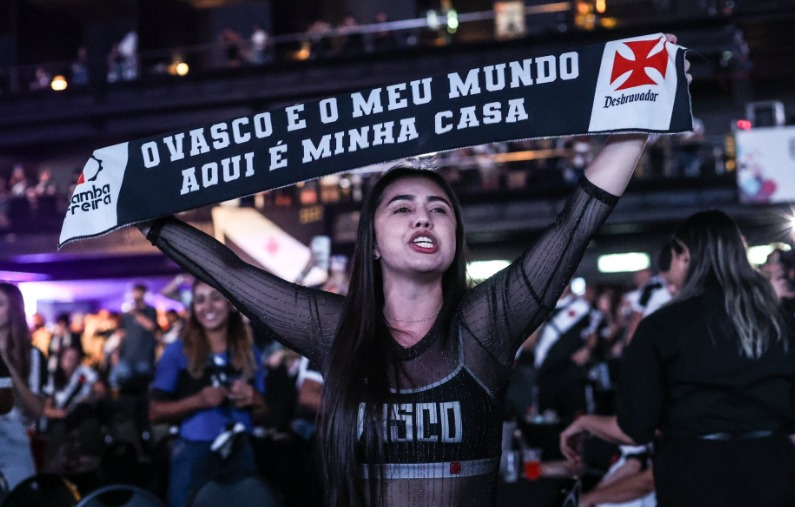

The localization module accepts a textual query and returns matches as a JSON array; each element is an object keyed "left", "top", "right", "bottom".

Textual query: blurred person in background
[
  {"left": 0, "top": 178, "right": 9, "bottom": 230},
  {"left": 71, "top": 47, "right": 90, "bottom": 87},
  {"left": 624, "top": 243, "right": 686, "bottom": 344},
  {"left": 763, "top": 248, "right": 795, "bottom": 314},
  {"left": 334, "top": 13, "right": 364, "bottom": 57},
  {"left": 8, "top": 164, "right": 28, "bottom": 197},
  {"left": 42, "top": 345, "right": 103, "bottom": 468},
  {"left": 532, "top": 280, "right": 596, "bottom": 419},
  {"left": 29, "top": 313, "right": 51, "bottom": 356},
  {"left": 33, "top": 167, "right": 57, "bottom": 198},
  {"left": 101, "top": 311, "right": 124, "bottom": 378},
  {"left": 161, "top": 309, "right": 185, "bottom": 347},
  {"left": 29, "top": 67, "right": 50, "bottom": 91},
  {"left": 561, "top": 210, "right": 795, "bottom": 507},
  {"left": 149, "top": 281, "right": 267, "bottom": 507},
  {"left": 111, "top": 283, "right": 158, "bottom": 392},
  {"left": 219, "top": 28, "right": 243, "bottom": 68},
  {"left": 305, "top": 19, "right": 333, "bottom": 60},
  {"left": 47, "top": 312, "right": 84, "bottom": 376},
  {"left": 248, "top": 24, "right": 270, "bottom": 65},
  {"left": 369, "top": 11, "right": 400, "bottom": 53},
  {"left": 0, "top": 283, "right": 47, "bottom": 490}
]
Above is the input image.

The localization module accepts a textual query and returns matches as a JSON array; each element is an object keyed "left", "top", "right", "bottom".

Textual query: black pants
[{"left": 654, "top": 433, "right": 795, "bottom": 507}]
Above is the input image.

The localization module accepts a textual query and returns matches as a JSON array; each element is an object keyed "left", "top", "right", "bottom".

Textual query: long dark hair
[
  {"left": 182, "top": 281, "right": 255, "bottom": 381},
  {"left": 0, "top": 282, "right": 31, "bottom": 381},
  {"left": 319, "top": 167, "right": 468, "bottom": 506},
  {"left": 672, "top": 210, "right": 784, "bottom": 358}
]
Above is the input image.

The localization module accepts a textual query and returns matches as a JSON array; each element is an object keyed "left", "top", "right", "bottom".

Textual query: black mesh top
[{"left": 147, "top": 177, "right": 618, "bottom": 506}]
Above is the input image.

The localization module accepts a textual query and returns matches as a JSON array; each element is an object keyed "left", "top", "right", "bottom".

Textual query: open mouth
[
  {"left": 410, "top": 232, "right": 439, "bottom": 253},
  {"left": 413, "top": 236, "right": 434, "bottom": 249}
]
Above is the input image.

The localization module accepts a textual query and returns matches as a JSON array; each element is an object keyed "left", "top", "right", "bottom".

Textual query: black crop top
[{"left": 147, "top": 177, "right": 618, "bottom": 506}]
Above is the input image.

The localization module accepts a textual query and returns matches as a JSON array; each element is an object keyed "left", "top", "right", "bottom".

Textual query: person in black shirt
[
  {"left": 111, "top": 283, "right": 158, "bottom": 391},
  {"left": 142, "top": 141, "right": 642, "bottom": 507},
  {"left": 560, "top": 210, "right": 795, "bottom": 507},
  {"left": 140, "top": 34, "right": 689, "bottom": 507}
]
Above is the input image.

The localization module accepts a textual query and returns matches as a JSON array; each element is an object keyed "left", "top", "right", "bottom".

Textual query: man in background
[{"left": 110, "top": 283, "right": 159, "bottom": 392}]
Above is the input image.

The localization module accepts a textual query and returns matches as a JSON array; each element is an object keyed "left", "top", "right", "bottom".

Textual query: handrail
[{"left": 0, "top": 0, "right": 747, "bottom": 96}]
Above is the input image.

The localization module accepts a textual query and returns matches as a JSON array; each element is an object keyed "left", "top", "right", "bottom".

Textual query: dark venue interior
[{"left": 0, "top": 0, "right": 794, "bottom": 506}]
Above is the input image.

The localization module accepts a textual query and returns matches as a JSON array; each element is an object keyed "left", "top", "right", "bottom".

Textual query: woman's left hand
[
  {"left": 228, "top": 379, "right": 255, "bottom": 408},
  {"left": 664, "top": 33, "right": 693, "bottom": 84}
]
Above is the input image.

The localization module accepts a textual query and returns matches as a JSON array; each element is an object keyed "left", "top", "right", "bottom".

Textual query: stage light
[
  {"left": 735, "top": 119, "right": 752, "bottom": 130},
  {"left": 570, "top": 277, "right": 586, "bottom": 296},
  {"left": 597, "top": 252, "right": 650, "bottom": 273},
  {"left": 467, "top": 260, "right": 510, "bottom": 283},
  {"left": 446, "top": 9, "right": 459, "bottom": 33},
  {"left": 595, "top": 0, "right": 606, "bottom": 13},
  {"left": 296, "top": 42, "right": 311, "bottom": 61},
  {"left": 427, "top": 10, "right": 441, "bottom": 30},
  {"left": 167, "top": 55, "right": 190, "bottom": 76},
  {"left": 748, "top": 243, "right": 793, "bottom": 267},
  {"left": 748, "top": 244, "right": 776, "bottom": 266},
  {"left": 788, "top": 212, "right": 795, "bottom": 240},
  {"left": 50, "top": 75, "right": 68, "bottom": 91},
  {"left": 600, "top": 17, "right": 617, "bottom": 28}
]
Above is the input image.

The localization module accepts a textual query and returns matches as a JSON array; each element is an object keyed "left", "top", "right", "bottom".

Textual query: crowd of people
[
  {"left": 1, "top": 184, "right": 794, "bottom": 506},
  {"left": 0, "top": 273, "right": 339, "bottom": 505},
  {"left": 12, "top": 10, "right": 403, "bottom": 96},
  {"left": 2, "top": 30, "right": 795, "bottom": 507},
  {"left": 557, "top": 215, "right": 795, "bottom": 507}
]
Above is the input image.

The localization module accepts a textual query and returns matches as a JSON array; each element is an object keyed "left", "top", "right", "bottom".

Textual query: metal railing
[{"left": 5, "top": 1, "right": 720, "bottom": 97}]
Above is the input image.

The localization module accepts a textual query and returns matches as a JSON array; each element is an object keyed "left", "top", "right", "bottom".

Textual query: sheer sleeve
[
  {"left": 457, "top": 177, "right": 619, "bottom": 389},
  {"left": 146, "top": 217, "right": 344, "bottom": 366}
]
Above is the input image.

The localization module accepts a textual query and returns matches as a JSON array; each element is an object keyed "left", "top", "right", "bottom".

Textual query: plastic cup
[{"left": 522, "top": 448, "right": 542, "bottom": 480}]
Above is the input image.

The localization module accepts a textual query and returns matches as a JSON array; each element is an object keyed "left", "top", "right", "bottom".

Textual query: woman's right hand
[
  {"left": 198, "top": 386, "right": 228, "bottom": 408},
  {"left": 135, "top": 221, "right": 153, "bottom": 237},
  {"left": 559, "top": 418, "right": 587, "bottom": 464}
]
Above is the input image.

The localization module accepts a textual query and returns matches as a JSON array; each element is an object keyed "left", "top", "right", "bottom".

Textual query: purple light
[{"left": 0, "top": 271, "right": 49, "bottom": 282}]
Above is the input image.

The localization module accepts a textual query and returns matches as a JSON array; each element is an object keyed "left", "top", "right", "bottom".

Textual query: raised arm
[
  {"left": 143, "top": 217, "right": 343, "bottom": 364},
  {"left": 457, "top": 134, "right": 647, "bottom": 384},
  {"left": 559, "top": 414, "right": 636, "bottom": 463},
  {"left": 584, "top": 31, "right": 685, "bottom": 195},
  {"left": 456, "top": 32, "right": 691, "bottom": 383},
  {"left": 584, "top": 135, "right": 648, "bottom": 196}
]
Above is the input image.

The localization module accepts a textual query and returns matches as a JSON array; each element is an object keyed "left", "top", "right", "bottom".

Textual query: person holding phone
[{"left": 149, "top": 281, "right": 267, "bottom": 507}]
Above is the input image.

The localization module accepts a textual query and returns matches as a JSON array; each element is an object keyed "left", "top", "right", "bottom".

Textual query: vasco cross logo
[{"left": 610, "top": 38, "right": 668, "bottom": 91}]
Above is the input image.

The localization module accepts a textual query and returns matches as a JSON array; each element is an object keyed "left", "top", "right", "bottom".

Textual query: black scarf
[{"left": 60, "top": 33, "right": 692, "bottom": 247}]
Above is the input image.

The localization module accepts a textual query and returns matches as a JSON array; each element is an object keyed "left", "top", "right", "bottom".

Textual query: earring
[{"left": 373, "top": 252, "right": 380, "bottom": 260}]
